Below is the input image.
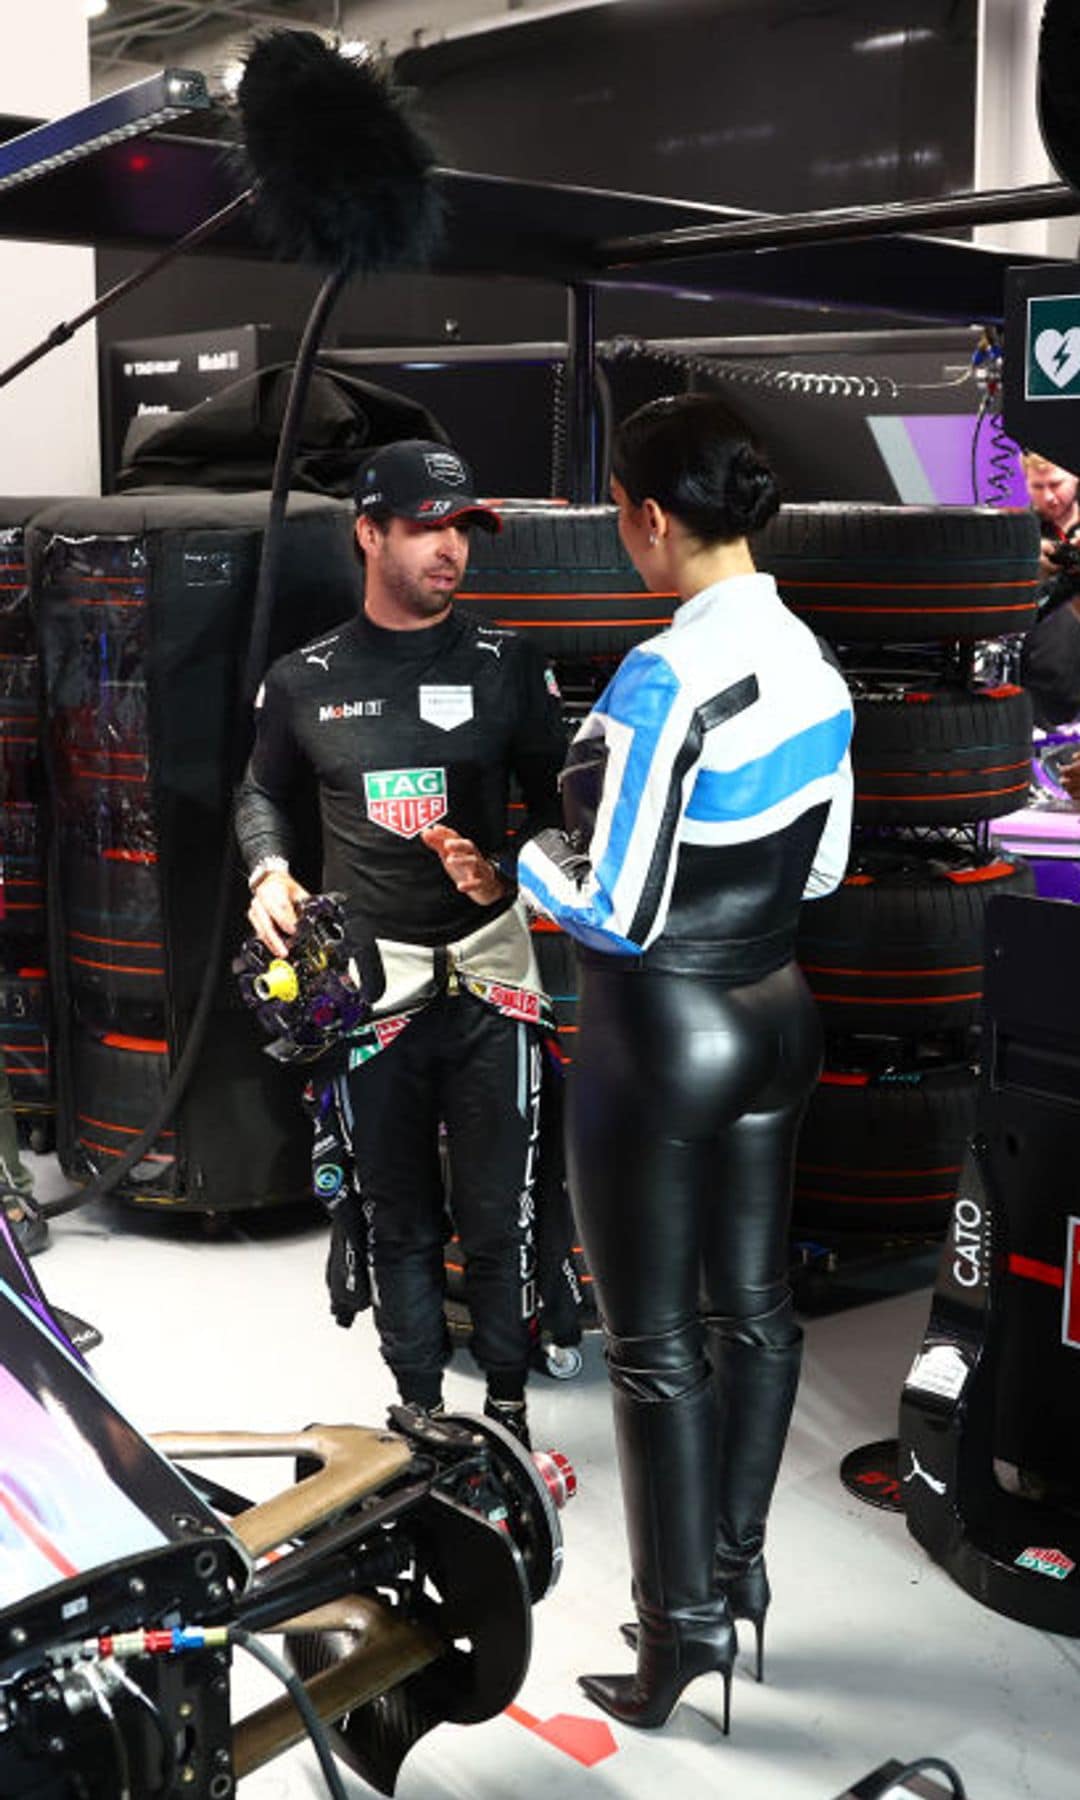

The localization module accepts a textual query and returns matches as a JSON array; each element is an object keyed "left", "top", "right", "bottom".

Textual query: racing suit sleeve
[
  {"left": 506, "top": 639, "right": 568, "bottom": 851},
  {"left": 516, "top": 646, "right": 703, "bottom": 955},
  {"left": 234, "top": 663, "right": 306, "bottom": 875}
]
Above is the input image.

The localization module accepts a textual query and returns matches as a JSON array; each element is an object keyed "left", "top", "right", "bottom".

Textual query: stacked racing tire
[{"left": 765, "top": 505, "right": 1041, "bottom": 1250}]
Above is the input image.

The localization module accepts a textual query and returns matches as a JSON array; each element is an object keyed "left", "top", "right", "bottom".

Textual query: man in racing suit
[{"left": 236, "top": 439, "right": 567, "bottom": 1444}]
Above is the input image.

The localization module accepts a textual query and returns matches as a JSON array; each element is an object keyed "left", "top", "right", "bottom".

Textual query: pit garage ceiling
[{"left": 87, "top": 0, "right": 612, "bottom": 82}]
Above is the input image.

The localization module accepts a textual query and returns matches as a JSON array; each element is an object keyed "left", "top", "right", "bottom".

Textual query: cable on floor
[{"left": 230, "top": 1626, "right": 349, "bottom": 1800}]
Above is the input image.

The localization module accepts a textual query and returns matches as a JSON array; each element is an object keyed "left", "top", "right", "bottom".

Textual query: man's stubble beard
[{"left": 379, "top": 547, "right": 463, "bottom": 621}]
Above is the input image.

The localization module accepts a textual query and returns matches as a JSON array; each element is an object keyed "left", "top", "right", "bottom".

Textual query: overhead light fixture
[
  {"left": 84, "top": 0, "right": 109, "bottom": 19},
  {"left": 0, "top": 69, "right": 211, "bottom": 195},
  {"left": 854, "top": 28, "right": 936, "bottom": 54}
]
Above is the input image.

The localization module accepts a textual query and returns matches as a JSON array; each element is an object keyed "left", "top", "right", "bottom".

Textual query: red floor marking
[{"left": 506, "top": 1702, "right": 618, "bottom": 1766}]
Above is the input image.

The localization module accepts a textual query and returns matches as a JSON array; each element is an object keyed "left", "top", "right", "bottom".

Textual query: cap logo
[
  {"left": 418, "top": 497, "right": 454, "bottom": 516},
  {"left": 424, "top": 451, "right": 466, "bottom": 485}
]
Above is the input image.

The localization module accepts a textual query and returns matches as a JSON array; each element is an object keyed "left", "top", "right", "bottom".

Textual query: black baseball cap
[{"left": 354, "top": 439, "right": 502, "bottom": 533}]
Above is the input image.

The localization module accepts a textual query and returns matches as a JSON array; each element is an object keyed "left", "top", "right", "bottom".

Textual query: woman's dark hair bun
[
  {"left": 612, "top": 394, "right": 781, "bottom": 544},
  {"left": 724, "top": 443, "right": 781, "bottom": 535}
]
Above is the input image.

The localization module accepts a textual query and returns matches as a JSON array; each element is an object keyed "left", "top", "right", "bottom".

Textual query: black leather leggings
[{"left": 567, "top": 959, "right": 822, "bottom": 1398}]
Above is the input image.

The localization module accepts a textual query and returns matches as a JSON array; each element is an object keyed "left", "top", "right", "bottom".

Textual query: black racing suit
[
  {"left": 1020, "top": 521, "right": 1080, "bottom": 729},
  {"left": 235, "top": 606, "right": 567, "bottom": 1405}
]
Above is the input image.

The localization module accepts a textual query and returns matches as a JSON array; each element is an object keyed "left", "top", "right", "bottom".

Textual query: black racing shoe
[
  {"left": 484, "top": 1395, "right": 531, "bottom": 1450},
  {"left": 3, "top": 1191, "right": 49, "bottom": 1258}
]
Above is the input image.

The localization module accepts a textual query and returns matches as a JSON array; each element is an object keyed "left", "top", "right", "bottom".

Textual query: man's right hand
[
  {"left": 1061, "top": 753, "right": 1080, "bottom": 807},
  {"left": 247, "top": 869, "right": 310, "bottom": 957}
]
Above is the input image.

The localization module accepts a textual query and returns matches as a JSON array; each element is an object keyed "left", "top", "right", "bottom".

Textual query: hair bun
[{"left": 724, "top": 444, "right": 781, "bottom": 534}]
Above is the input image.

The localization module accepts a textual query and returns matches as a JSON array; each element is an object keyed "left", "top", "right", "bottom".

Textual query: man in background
[{"left": 1020, "top": 451, "right": 1080, "bottom": 729}]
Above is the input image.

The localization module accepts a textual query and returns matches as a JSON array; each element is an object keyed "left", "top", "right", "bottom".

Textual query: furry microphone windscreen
[{"left": 236, "top": 31, "right": 443, "bottom": 272}]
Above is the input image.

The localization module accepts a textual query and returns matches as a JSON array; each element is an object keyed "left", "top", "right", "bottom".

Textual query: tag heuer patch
[{"left": 364, "top": 767, "right": 447, "bottom": 838}]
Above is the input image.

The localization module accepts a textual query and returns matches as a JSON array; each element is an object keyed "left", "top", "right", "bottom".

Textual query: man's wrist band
[
  {"left": 486, "top": 855, "right": 515, "bottom": 891},
  {"left": 248, "top": 855, "right": 290, "bottom": 892}
]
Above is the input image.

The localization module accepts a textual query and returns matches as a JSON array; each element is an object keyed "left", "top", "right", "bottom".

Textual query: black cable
[
  {"left": 872, "top": 1756, "right": 967, "bottom": 1799},
  {"left": 595, "top": 361, "right": 614, "bottom": 498},
  {"left": 230, "top": 1626, "right": 349, "bottom": 1800},
  {"left": 970, "top": 396, "right": 988, "bottom": 503},
  {"left": 241, "top": 263, "right": 350, "bottom": 710},
  {"left": 104, "top": 1659, "right": 177, "bottom": 1797},
  {"left": 79, "top": 1667, "right": 132, "bottom": 1800}
]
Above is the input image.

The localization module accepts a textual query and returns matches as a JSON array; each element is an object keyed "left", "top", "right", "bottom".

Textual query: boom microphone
[{"left": 236, "top": 30, "right": 443, "bottom": 271}]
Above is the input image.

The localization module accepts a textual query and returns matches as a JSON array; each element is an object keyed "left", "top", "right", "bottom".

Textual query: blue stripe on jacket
[
  {"left": 521, "top": 649, "right": 683, "bottom": 951},
  {"left": 591, "top": 650, "right": 684, "bottom": 922},
  {"left": 685, "top": 709, "right": 851, "bottom": 824},
  {"left": 514, "top": 854, "right": 642, "bottom": 955}
]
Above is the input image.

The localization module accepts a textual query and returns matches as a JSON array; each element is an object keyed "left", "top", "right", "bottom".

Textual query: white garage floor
[{"left": 19, "top": 1150, "right": 1080, "bottom": 1800}]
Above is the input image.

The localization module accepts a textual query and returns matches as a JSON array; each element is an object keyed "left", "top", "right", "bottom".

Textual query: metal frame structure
[{"left": 0, "top": 76, "right": 1077, "bottom": 502}]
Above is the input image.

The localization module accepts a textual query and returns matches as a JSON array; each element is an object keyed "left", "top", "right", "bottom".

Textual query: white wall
[
  {"left": 1, "top": 0, "right": 100, "bottom": 495},
  {"left": 975, "top": 0, "right": 1079, "bottom": 260}
]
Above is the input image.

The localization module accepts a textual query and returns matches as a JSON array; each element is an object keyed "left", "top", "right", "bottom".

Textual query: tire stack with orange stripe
[
  {"left": 0, "top": 503, "right": 54, "bottom": 1150},
  {"left": 28, "top": 493, "right": 359, "bottom": 1211},
  {"left": 464, "top": 500, "right": 1043, "bottom": 1252},
  {"left": 758, "top": 504, "right": 1043, "bottom": 1240}
]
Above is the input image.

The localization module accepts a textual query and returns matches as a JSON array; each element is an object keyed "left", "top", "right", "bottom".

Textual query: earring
[{"left": 648, "top": 532, "right": 657, "bottom": 546}]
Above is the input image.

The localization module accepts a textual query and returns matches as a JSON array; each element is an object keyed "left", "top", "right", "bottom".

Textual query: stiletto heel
[
  {"left": 723, "top": 1556, "right": 770, "bottom": 1682},
  {"left": 579, "top": 1606, "right": 736, "bottom": 1731}
]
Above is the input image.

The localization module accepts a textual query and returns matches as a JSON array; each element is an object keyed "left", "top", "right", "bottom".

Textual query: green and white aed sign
[
  {"left": 1026, "top": 293, "right": 1080, "bottom": 400},
  {"left": 363, "top": 766, "right": 447, "bottom": 838}
]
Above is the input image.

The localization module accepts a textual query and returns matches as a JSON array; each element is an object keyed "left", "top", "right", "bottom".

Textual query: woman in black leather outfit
[{"left": 517, "top": 395, "right": 853, "bottom": 1733}]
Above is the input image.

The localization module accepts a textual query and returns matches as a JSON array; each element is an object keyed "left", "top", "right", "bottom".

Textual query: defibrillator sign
[
  {"left": 364, "top": 766, "right": 447, "bottom": 838},
  {"left": 1025, "top": 294, "right": 1080, "bottom": 400}
]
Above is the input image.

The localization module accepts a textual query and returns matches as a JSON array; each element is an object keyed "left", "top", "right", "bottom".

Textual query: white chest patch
[{"left": 419, "top": 684, "right": 474, "bottom": 732}]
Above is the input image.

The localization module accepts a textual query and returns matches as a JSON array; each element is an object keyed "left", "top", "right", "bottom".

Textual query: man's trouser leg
[
  {"left": 343, "top": 1006, "right": 450, "bottom": 1410},
  {"left": 438, "top": 998, "right": 538, "bottom": 1410}
]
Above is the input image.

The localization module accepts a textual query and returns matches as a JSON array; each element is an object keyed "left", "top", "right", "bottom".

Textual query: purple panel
[
  {"left": 1029, "top": 859, "right": 1080, "bottom": 902},
  {"left": 902, "top": 413, "right": 1029, "bottom": 508}
]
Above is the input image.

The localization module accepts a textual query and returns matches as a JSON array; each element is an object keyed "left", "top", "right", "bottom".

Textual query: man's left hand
[{"left": 422, "top": 824, "right": 509, "bottom": 905}]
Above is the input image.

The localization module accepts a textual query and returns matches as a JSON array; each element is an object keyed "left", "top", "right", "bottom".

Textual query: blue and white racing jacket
[{"left": 517, "top": 572, "right": 854, "bottom": 985}]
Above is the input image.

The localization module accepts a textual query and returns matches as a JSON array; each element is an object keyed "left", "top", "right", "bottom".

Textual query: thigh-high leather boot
[
  {"left": 707, "top": 1302, "right": 802, "bottom": 1680},
  {"left": 579, "top": 1330, "right": 736, "bottom": 1732},
  {"left": 625, "top": 1306, "right": 802, "bottom": 1678}
]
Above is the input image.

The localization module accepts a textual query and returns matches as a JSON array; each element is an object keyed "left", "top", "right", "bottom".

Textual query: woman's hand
[
  {"left": 248, "top": 869, "right": 310, "bottom": 956},
  {"left": 422, "top": 824, "right": 509, "bottom": 906}
]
